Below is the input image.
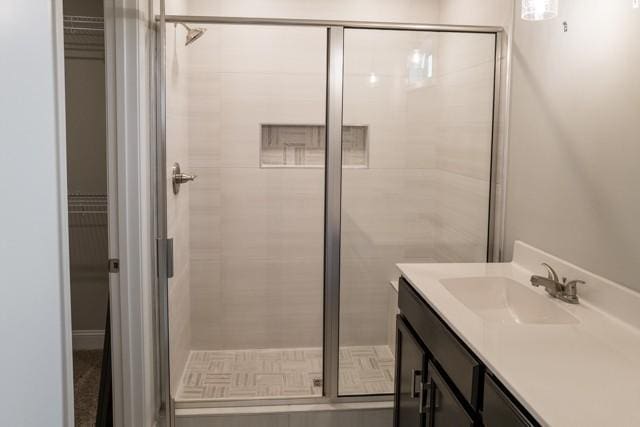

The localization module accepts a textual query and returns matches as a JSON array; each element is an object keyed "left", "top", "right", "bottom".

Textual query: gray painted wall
[
  {"left": 0, "top": 0, "right": 72, "bottom": 424},
  {"left": 505, "top": 1, "right": 640, "bottom": 292}
]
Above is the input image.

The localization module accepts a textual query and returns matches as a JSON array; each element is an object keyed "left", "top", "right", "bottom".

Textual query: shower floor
[{"left": 176, "top": 345, "right": 395, "bottom": 401}]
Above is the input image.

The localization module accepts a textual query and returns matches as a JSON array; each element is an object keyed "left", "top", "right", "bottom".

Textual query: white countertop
[{"left": 397, "top": 243, "right": 640, "bottom": 427}]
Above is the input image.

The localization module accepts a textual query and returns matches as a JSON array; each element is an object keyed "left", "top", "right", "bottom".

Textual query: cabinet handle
[
  {"left": 419, "top": 379, "right": 433, "bottom": 415},
  {"left": 431, "top": 382, "right": 439, "bottom": 410},
  {"left": 411, "top": 369, "right": 422, "bottom": 398},
  {"left": 412, "top": 370, "right": 433, "bottom": 415}
]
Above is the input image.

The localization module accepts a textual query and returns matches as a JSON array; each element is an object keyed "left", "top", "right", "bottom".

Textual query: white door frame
[
  {"left": 53, "top": 0, "right": 75, "bottom": 424},
  {"left": 104, "top": 0, "right": 157, "bottom": 425}
]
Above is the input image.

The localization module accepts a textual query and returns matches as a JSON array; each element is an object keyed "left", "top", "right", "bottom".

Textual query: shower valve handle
[
  {"left": 174, "top": 173, "right": 196, "bottom": 184},
  {"left": 171, "top": 162, "right": 196, "bottom": 194}
]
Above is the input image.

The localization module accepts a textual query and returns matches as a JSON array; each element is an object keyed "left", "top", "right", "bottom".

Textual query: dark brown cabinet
[
  {"left": 428, "top": 361, "right": 474, "bottom": 427},
  {"left": 482, "top": 373, "right": 534, "bottom": 427},
  {"left": 395, "top": 276, "right": 540, "bottom": 427},
  {"left": 395, "top": 317, "right": 428, "bottom": 427}
]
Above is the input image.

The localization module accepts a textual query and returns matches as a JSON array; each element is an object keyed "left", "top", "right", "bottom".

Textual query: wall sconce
[{"left": 521, "top": 0, "right": 559, "bottom": 21}]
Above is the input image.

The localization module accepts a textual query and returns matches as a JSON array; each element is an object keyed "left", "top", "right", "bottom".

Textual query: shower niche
[{"left": 260, "top": 124, "right": 368, "bottom": 168}]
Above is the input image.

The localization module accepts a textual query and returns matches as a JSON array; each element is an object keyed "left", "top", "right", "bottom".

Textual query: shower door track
[{"left": 153, "top": 13, "right": 507, "bottom": 419}]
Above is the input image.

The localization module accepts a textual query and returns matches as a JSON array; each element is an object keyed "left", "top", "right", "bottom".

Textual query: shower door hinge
[
  {"left": 157, "top": 238, "right": 174, "bottom": 279},
  {"left": 108, "top": 258, "right": 120, "bottom": 273}
]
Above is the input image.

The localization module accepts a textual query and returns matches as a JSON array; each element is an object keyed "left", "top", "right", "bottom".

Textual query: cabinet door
[
  {"left": 428, "top": 361, "right": 474, "bottom": 427},
  {"left": 395, "top": 316, "right": 428, "bottom": 427},
  {"left": 483, "top": 374, "right": 535, "bottom": 427}
]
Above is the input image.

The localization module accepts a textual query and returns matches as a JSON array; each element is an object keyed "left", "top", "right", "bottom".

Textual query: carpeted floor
[{"left": 73, "top": 350, "right": 102, "bottom": 426}]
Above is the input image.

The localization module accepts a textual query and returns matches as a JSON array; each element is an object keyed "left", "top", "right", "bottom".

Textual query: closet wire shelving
[
  {"left": 63, "top": 15, "right": 105, "bottom": 60},
  {"left": 68, "top": 194, "right": 108, "bottom": 275}
]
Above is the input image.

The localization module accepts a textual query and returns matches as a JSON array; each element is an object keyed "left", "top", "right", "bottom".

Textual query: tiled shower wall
[
  {"left": 340, "top": 29, "right": 440, "bottom": 347},
  {"left": 437, "top": 0, "right": 515, "bottom": 261},
  {"left": 429, "top": 0, "right": 514, "bottom": 262},
  {"left": 340, "top": 29, "right": 496, "bottom": 346},
  {"left": 185, "top": 26, "right": 327, "bottom": 350},
  {"left": 429, "top": 33, "right": 496, "bottom": 262}
]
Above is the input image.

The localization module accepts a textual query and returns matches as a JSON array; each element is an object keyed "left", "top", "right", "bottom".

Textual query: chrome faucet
[{"left": 530, "top": 263, "right": 585, "bottom": 304}]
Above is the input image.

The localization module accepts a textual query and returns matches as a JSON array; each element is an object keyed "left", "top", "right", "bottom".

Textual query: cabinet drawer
[
  {"left": 398, "top": 277, "right": 481, "bottom": 410},
  {"left": 483, "top": 374, "right": 536, "bottom": 427}
]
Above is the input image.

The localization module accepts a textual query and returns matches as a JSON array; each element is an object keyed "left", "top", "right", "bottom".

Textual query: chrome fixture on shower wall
[
  {"left": 171, "top": 162, "right": 196, "bottom": 194},
  {"left": 176, "top": 22, "right": 207, "bottom": 45},
  {"left": 522, "top": 0, "right": 559, "bottom": 21}
]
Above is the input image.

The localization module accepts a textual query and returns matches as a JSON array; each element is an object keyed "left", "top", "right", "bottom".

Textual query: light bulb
[{"left": 521, "top": 0, "right": 559, "bottom": 21}]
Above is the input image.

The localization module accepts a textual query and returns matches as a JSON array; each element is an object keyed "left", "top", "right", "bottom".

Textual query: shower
[
  {"left": 159, "top": 17, "right": 501, "bottom": 409},
  {"left": 177, "top": 22, "right": 206, "bottom": 45}
]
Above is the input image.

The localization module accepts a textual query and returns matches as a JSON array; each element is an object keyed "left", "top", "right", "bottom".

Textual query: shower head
[{"left": 178, "top": 23, "right": 206, "bottom": 46}]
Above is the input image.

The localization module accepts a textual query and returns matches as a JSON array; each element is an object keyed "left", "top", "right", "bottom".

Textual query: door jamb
[{"left": 104, "top": 0, "right": 157, "bottom": 425}]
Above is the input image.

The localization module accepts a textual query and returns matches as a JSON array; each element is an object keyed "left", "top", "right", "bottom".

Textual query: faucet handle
[
  {"left": 563, "top": 279, "right": 585, "bottom": 303},
  {"left": 541, "top": 263, "right": 559, "bottom": 283},
  {"left": 565, "top": 279, "right": 586, "bottom": 287}
]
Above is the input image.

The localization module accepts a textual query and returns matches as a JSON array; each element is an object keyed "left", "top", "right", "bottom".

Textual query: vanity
[{"left": 393, "top": 242, "right": 640, "bottom": 427}]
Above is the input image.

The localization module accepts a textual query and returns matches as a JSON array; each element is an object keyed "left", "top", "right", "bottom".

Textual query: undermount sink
[{"left": 439, "top": 276, "right": 579, "bottom": 325}]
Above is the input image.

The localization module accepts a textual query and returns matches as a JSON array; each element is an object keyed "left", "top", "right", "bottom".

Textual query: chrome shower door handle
[{"left": 172, "top": 162, "right": 197, "bottom": 194}]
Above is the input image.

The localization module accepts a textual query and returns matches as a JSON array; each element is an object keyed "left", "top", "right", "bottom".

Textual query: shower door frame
[{"left": 153, "top": 13, "right": 507, "bottom": 419}]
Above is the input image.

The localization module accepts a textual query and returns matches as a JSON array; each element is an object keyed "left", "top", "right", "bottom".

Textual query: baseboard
[{"left": 72, "top": 329, "right": 105, "bottom": 350}]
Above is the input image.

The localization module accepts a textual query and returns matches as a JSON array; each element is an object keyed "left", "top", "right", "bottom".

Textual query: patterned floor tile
[{"left": 175, "top": 345, "right": 395, "bottom": 401}]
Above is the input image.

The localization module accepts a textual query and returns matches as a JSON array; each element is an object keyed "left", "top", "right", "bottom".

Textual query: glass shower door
[
  {"left": 164, "top": 23, "right": 328, "bottom": 402},
  {"left": 338, "top": 28, "right": 497, "bottom": 396},
  {"left": 160, "top": 19, "right": 501, "bottom": 405}
]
